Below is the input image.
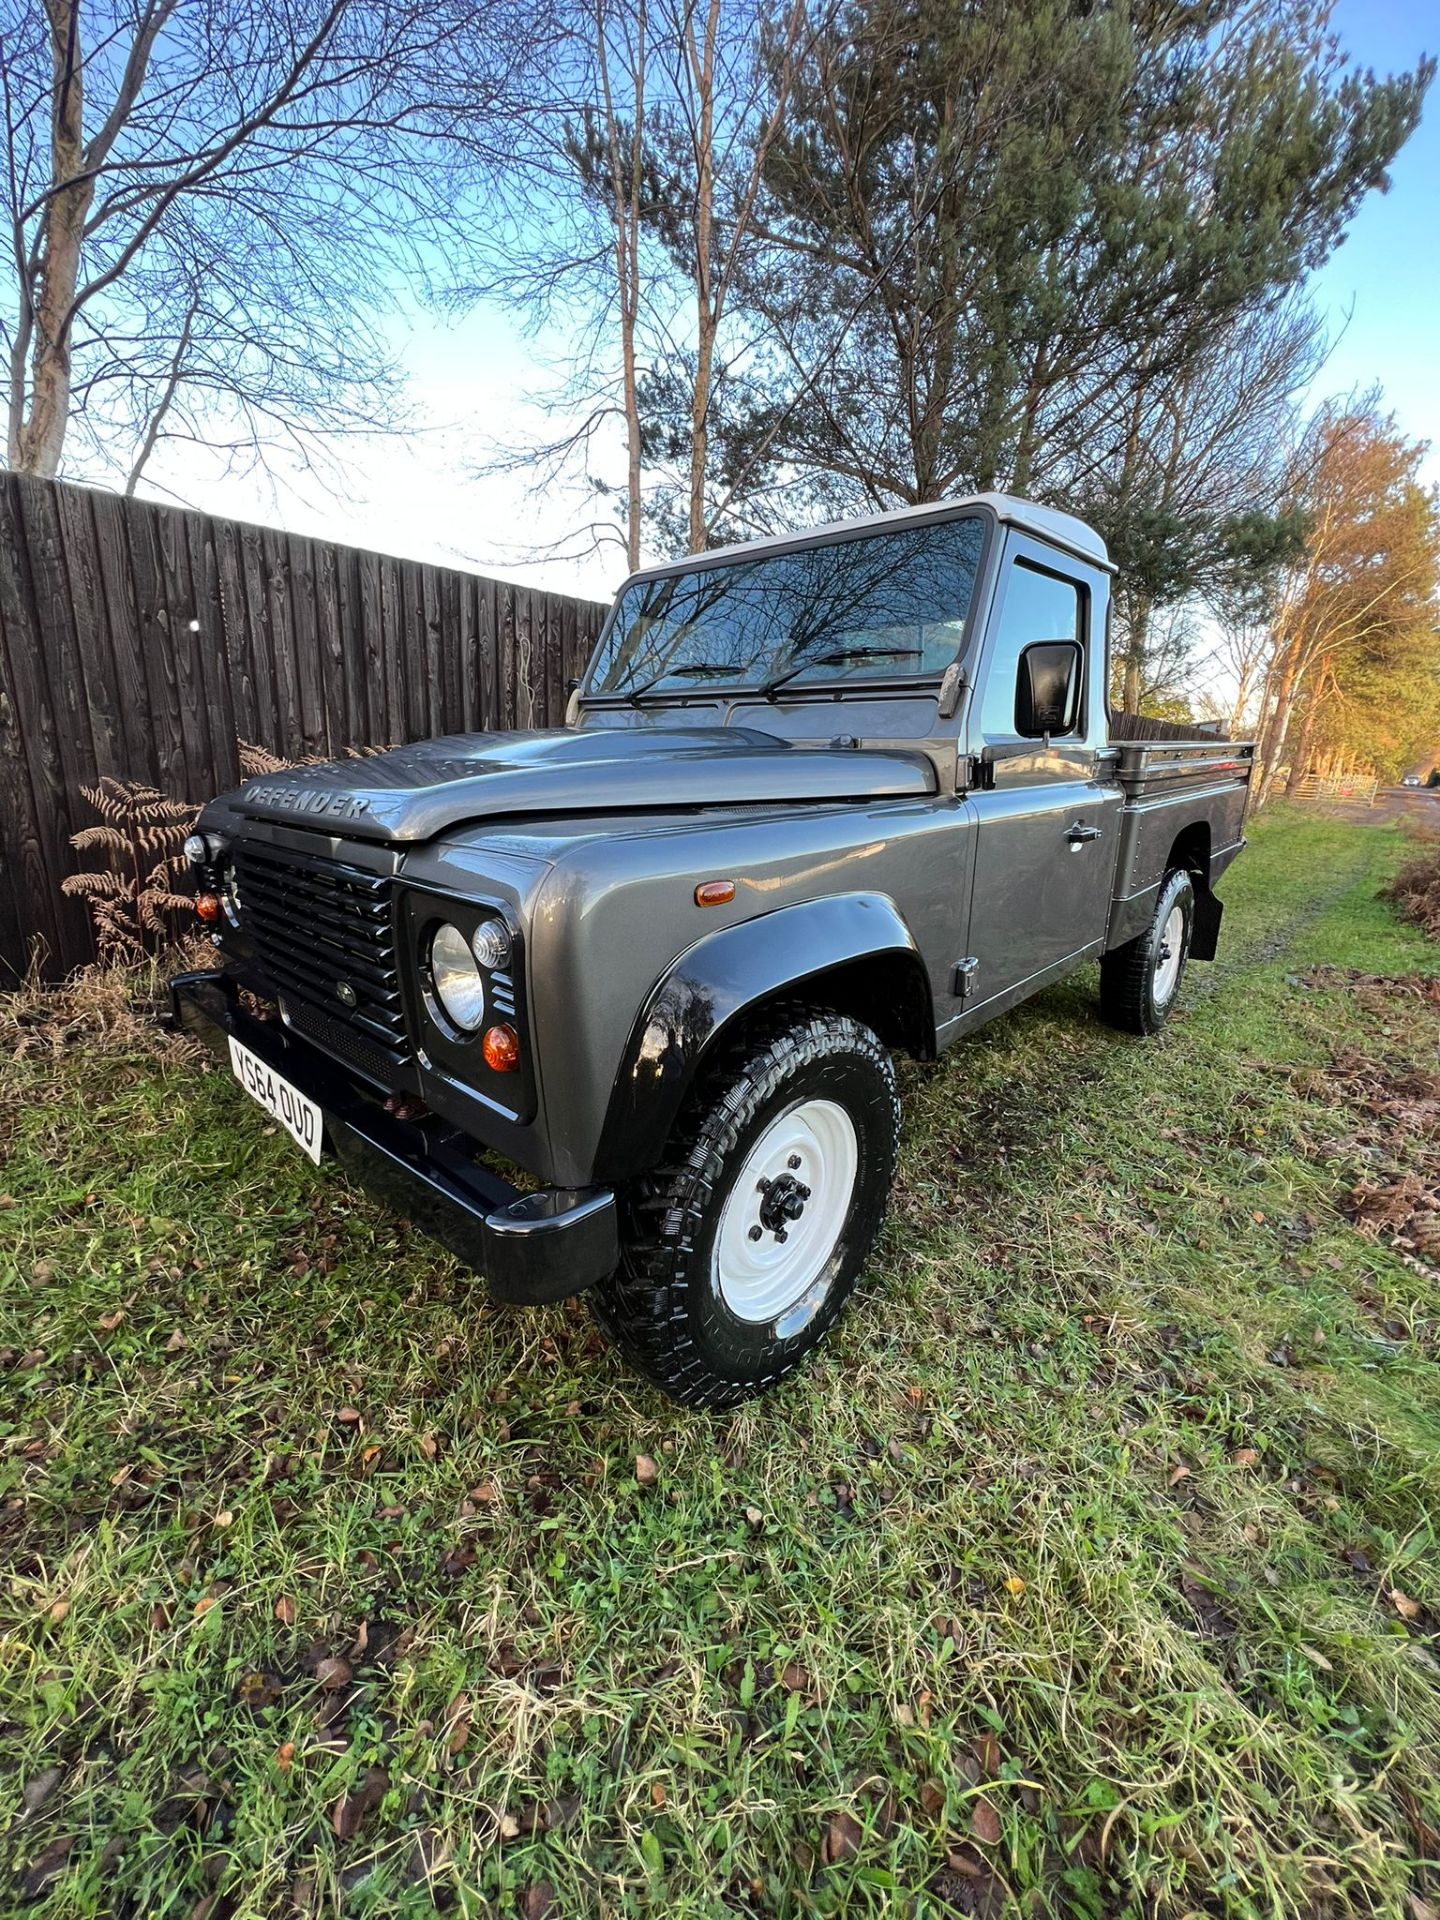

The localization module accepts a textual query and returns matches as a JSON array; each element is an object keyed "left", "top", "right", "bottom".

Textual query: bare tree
[{"left": 1, "top": 0, "right": 536, "bottom": 489}]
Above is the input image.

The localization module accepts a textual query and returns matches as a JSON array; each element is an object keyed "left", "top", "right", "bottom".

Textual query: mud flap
[{"left": 1191, "top": 887, "right": 1223, "bottom": 961}]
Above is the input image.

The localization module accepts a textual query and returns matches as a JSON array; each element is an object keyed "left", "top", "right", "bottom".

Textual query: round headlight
[
  {"left": 429, "top": 922, "right": 486, "bottom": 1031},
  {"left": 471, "top": 917, "right": 512, "bottom": 971}
]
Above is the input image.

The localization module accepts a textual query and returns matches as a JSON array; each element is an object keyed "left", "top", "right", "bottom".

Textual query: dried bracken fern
[
  {"left": 238, "top": 738, "right": 396, "bottom": 777},
  {"left": 237, "top": 740, "right": 295, "bottom": 777},
  {"left": 62, "top": 778, "right": 198, "bottom": 962},
  {"left": 1384, "top": 836, "right": 1440, "bottom": 944}
]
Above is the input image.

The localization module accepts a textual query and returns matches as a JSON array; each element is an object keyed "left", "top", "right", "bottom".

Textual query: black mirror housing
[{"left": 1016, "top": 641, "right": 1081, "bottom": 737}]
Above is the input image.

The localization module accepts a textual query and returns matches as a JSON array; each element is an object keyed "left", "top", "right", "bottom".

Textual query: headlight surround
[{"left": 428, "top": 921, "right": 487, "bottom": 1031}]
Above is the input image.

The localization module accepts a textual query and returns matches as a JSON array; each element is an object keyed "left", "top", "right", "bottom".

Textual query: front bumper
[{"left": 168, "top": 970, "right": 617, "bottom": 1304}]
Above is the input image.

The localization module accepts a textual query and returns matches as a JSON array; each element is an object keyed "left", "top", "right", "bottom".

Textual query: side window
[{"left": 980, "top": 560, "right": 1084, "bottom": 740}]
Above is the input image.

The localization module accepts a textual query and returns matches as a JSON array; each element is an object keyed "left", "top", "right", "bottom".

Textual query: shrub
[{"left": 1384, "top": 837, "right": 1440, "bottom": 942}]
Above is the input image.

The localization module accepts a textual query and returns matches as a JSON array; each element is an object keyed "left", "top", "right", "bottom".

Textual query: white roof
[{"left": 624, "top": 491, "right": 1112, "bottom": 584}]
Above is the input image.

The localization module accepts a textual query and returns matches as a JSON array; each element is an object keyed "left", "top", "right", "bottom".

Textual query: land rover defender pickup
[{"left": 171, "top": 492, "right": 1252, "bottom": 1405}]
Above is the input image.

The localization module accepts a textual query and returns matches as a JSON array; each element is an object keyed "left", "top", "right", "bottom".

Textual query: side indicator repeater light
[
  {"left": 195, "top": 892, "right": 221, "bottom": 923},
  {"left": 695, "top": 879, "right": 736, "bottom": 907},
  {"left": 483, "top": 1023, "right": 521, "bottom": 1073}
]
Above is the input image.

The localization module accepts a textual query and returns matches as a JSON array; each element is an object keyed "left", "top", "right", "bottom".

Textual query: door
[{"left": 961, "top": 538, "right": 1120, "bottom": 1017}]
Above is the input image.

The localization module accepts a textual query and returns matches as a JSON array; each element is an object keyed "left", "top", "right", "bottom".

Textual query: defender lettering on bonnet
[
  {"left": 171, "top": 490, "right": 1253, "bottom": 1410},
  {"left": 244, "top": 783, "right": 370, "bottom": 819}
]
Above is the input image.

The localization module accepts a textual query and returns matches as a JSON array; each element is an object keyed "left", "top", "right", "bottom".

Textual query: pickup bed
[{"left": 172, "top": 491, "right": 1251, "bottom": 1405}]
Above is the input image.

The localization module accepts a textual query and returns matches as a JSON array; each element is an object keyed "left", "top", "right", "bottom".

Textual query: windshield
[{"left": 588, "top": 513, "right": 986, "bottom": 699}]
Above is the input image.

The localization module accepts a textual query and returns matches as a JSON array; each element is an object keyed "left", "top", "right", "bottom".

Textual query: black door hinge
[{"left": 953, "top": 956, "right": 979, "bottom": 1001}]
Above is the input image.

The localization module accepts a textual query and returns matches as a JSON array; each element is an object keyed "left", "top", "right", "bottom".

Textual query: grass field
[{"left": 2, "top": 808, "right": 1438, "bottom": 1920}]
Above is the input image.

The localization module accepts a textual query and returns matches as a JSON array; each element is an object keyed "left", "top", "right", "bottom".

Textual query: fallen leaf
[
  {"left": 331, "top": 1765, "right": 388, "bottom": 1841},
  {"left": 519, "top": 1883, "right": 556, "bottom": 1920},
  {"left": 1232, "top": 1447, "right": 1261, "bottom": 1469},
  {"left": 21, "top": 1835, "right": 74, "bottom": 1899},
  {"left": 193, "top": 1595, "right": 218, "bottom": 1620},
  {"left": 1389, "top": 1589, "right": 1422, "bottom": 1622},
  {"left": 975, "top": 1731, "right": 1001, "bottom": 1778},
  {"left": 418, "top": 1432, "right": 439, "bottom": 1460},
  {"left": 275, "top": 1742, "right": 295, "bottom": 1773},
  {"left": 635, "top": 1454, "right": 659, "bottom": 1486},
  {"left": 46, "top": 1597, "right": 70, "bottom": 1626},
  {"left": 446, "top": 1694, "right": 472, "bottom": 1755},
  {"left": 165, "top": 1329, "right": 186, "bottom": 1352},
  {"left": 919, "top": 1778, "right": 946, "bottom": 1819},
  {"left": 275, "top": 1595, "right": 298, "bottom": 1627},
  {"left": 213, "top": 1510, "right": 234, "bottom": 1529},
  {"left": 970, "top": 1796, "right": 1002, "bottom": 1846},
  {"left": 1002, "top": 1575, "right": 1025, "bottom": 1597},
  {"left": 744, "top": 1506, "right": 763, "bottom": 1530},
  {"left": 21, "top": 1766, "right": 63, "bottom": 1815},
  {"left": 235, "top": 1669, "right": 284, "bottom": 1710},
  {"left": 336, "top": 1407, "right": 362, "bottom": 1426},
  {"left": 97, "top": 1308, "right": 126, "bottom": 1332},
  {"left": 1168, "top": 1462, "right": 1192, "bottom": 1485},
  {"left": 780, "top": 1660, "right": 811, "bottom": 1694},
  {"left": 1298, "top": 1644, "right": 1333, "bottom": 1671},
  {"left": 498, "top": 1811, "right": 521, "bottom": 1841},
  {"left": 314, "top": 1656, "right": 353, "bottom": 1690},
  {"left": 650, "top": 1780, "right": 666, "bottom": 1808},
  {"left": 821, "top": 1810, "right": 863, "bottom": 1865}
]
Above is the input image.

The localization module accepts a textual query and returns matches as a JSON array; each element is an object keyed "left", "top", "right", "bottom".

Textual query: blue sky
[
  {"left": 1305, "top": 0, "right": 1438, "bottom": 484},
  {"left": 157, "top": 2, "right": 1439, "bottom": 603}
]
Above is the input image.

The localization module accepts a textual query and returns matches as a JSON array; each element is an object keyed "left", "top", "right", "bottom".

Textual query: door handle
[{"left": 1065, "top": 822, "right": 1102, "bottom": 842}]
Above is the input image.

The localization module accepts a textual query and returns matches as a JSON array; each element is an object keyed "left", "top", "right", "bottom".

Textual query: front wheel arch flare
[{"left": 593, "top": 893, "right": 932, "bottom": 1185}]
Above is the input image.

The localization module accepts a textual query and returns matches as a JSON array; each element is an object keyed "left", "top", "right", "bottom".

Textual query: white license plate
[{"left": 228, "top": 1036, "right": 324, "bottom": 1164}]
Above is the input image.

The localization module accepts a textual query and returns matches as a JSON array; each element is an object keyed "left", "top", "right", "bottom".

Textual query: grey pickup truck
[{"left": 171, "top": 493, "right": 1252, "bottom": 1405}]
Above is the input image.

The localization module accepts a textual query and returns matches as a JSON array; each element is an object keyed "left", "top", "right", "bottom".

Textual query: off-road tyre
[
  {"left": 1099, "top": 866, "right": 1195, "bottom": 1035},
  {"left": 593, "top": 1005, "right": 900, "bottom": 1408}
]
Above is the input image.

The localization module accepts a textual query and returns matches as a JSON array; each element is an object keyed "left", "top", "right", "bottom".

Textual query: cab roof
[{"left": 621, "top": 492, "right": 1113, "bottom": 586}]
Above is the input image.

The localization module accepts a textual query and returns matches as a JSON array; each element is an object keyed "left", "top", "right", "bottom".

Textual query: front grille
[{"left": 234, "top": 844, "right": 409, "bottom": 1072}]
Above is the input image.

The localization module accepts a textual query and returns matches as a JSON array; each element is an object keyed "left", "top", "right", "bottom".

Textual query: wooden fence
[{"left": 0, "top": 472, "right": 610, "bottom": 981}]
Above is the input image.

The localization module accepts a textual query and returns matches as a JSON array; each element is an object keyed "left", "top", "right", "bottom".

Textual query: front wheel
[
  {"left": 594, "top": 1006, "right": 900, "bottom": 1407},
  {"left": 1099, "top": 866, "right": 1195, "bottom": 1035}
]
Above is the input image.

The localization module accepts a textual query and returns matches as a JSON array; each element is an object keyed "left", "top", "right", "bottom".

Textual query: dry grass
[{"left": 1384, "top": 833, "right": 1440, "bottom": 942}]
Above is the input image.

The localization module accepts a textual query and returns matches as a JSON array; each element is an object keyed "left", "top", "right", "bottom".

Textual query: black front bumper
[{"left": 168, "top": 970, "right": 617, "bottom": 1304}]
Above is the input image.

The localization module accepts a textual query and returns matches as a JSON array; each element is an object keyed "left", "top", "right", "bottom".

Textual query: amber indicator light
[
  {"left": 195, "top": 892, "right": 221, "bottom": 923},
  {"left": 483, "top": 1023, "right": 521, "bottom": 1073},
  {"left": 694, "top": 879, "right": 736, "bottom": 907}
]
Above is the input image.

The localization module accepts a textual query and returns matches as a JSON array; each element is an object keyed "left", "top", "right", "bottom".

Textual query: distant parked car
[{"left": 1402, "top": 774, "right": 1422, "bottom": 788}]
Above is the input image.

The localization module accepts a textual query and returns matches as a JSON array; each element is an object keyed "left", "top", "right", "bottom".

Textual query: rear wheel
[
  {"left": 1099, "top": 867, "right": 1195, "bottom": 1035},
  {"left": 595, "top": 1006, "right": 900, "bottom": 1407}
]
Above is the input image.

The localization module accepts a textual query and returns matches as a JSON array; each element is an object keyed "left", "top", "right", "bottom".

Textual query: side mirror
[{"left": 1016, "top": 641, "right": 1081, "bottom": 738}]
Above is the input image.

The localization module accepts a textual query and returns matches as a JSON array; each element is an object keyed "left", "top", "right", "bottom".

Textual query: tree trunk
[
  {"left": 1254, "top": 634, "right": 1303, "bottom": 807},
  {"left": 689, "top": 309, "right": 715, "bottom": 552},
  {"left": 1284, "top": 697, "right": 1318, "bottom": 795},
  {"left": 13, "top": 0, "right": 96, "bottom": 476},
  {"left": 1121, "top": 603, "right": 1149, "bottom": 714}
]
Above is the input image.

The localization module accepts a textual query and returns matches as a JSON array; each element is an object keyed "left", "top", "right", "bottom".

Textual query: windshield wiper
[
  {"left": 622, "top": 660, "right": 746, "bottom": 704},
  {"left": 759, "top": 644, "right": 923, "bottom": 700}
]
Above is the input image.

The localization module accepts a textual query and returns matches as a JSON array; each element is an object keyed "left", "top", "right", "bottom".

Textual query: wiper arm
[
  {"left": 622, "top": 660, "right": 745, "bottom": 704},
  {"left": 759, "top": 644, "right": 923, "bottom": 700}
]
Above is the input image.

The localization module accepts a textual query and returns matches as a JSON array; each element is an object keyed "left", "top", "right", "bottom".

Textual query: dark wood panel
[{"left": 0, "top": 473, "right": 609, "bottom": 977}]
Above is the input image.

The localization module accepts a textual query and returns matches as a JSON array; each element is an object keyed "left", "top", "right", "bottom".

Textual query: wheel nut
[
  {"left": 788, "top": 1155, "right": 801, "bottom": 1169},
  {"left": 774, "top": 1227, "right": 788, "bottom": 1243},
  {"left": 748, "top": 1224, "right": 763, "bottom": 1242}
]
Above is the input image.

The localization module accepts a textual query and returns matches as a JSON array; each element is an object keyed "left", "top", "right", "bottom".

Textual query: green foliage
[{"left": 719, "top": 0, "right": 1429, "bottom": 512}]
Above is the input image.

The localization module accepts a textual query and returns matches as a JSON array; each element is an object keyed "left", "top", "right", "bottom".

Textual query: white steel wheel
[
  {"left": 1153, "top": 903, "right": 1186, "bottom": 1006},
  {"left": 713, "top": 1098, "right": 859, "bottom": 1324}
]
